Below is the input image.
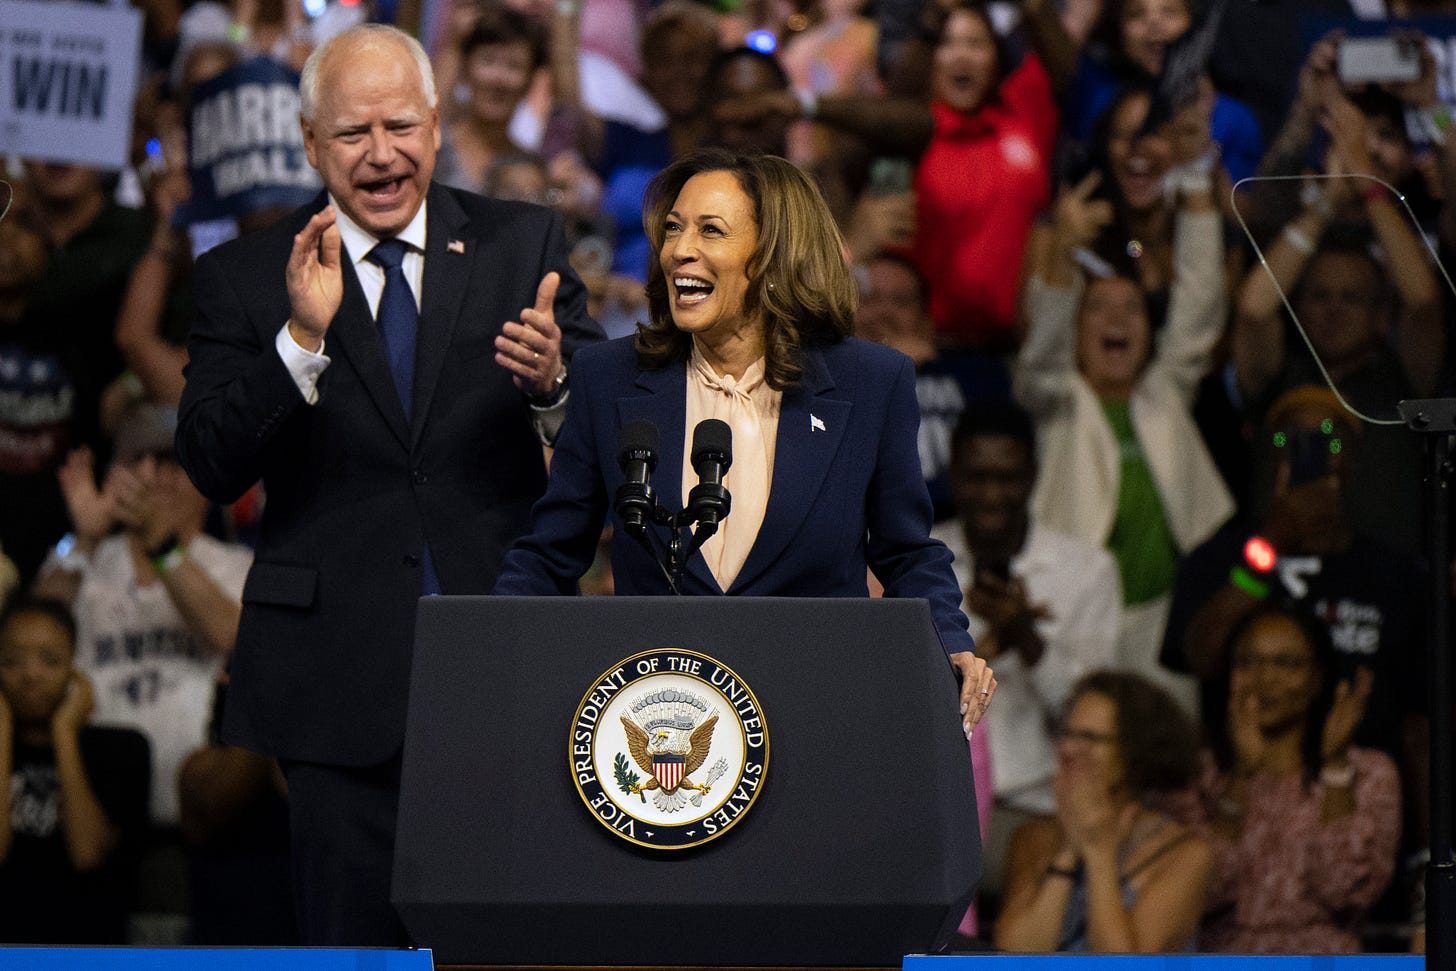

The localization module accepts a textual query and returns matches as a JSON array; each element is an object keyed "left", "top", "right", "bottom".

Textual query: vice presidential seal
[{"left": 570, "top": 649, "right": 769, "bottom": 849}]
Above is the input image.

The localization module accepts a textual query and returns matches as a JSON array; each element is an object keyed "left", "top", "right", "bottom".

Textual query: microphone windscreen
[
  {"left": 691, "top": 418, "right": 732, "bottom": 469},
  {"left": 618, "top": 419, "right": 660, "bottom": 470}
]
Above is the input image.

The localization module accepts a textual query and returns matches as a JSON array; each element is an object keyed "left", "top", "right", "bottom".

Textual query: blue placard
[
  {"left": 0, "top": 948, "right": 433, "bottom": 971},
  {"left": 181, "top": 55, "right": 321, "bottom": 224},
  {"left": 905, "top": 957, "right": 1424, "bottom": 970}
]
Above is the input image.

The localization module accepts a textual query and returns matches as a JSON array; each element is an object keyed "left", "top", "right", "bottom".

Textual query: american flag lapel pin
[
  {"left": 447, "top": 239, "right": 465, "bottom": 254},
  {"left": 810, "top": 414, "right": 826, "bottom": 432}
]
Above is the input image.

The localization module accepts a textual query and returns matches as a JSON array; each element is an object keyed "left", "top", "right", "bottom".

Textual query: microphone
[
  {"left": 615, "top": 419, "right": 659, "bottom": 536},
  {"left": 687, "top": 419, "right": 732, "bottom": 530}
]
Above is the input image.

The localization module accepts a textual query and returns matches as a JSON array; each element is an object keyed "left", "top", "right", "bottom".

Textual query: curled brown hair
[
  {"left": 1064, "top": 670, "right": 1200, "bottom": 797},
  {"left": 636, "top": 149, "right": 856, "bottom": 390}
]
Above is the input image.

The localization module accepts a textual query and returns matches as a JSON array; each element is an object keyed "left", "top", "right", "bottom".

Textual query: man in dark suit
[{"left": 175, "top": 24, "right": 601, "bottom": 945}]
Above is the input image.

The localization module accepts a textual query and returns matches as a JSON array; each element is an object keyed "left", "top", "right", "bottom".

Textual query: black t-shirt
[
  {"left": 1161, "top": 519, "right": 1426, "bottom": 757},
  {"left": 0, "top": 725, "right": 151, "bottom": 944},
  {"left": 0, "top": 202, "right": 149, "bottom": 583},
  {"left": 915, "top": 350, "right": 1011, "bottom": 523},
  {"left": 1266, "top": 345, "right": 1424, "bottom": 560}
]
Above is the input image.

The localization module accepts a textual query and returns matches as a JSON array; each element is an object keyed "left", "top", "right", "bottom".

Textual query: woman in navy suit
[{"left": 495, "top": 148, "right": 995, "bottom": 733}]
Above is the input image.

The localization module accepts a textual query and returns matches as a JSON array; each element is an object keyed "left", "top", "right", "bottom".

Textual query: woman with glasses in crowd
[
  {"left": 1191, "top": 602, "right": 1398, "bottom": 953},
  {"left": 995, "top": 670, "right": 1210, "bottom": 952}
]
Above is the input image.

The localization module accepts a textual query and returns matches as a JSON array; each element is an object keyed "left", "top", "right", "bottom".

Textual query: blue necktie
[
  {"left": 365, "top": 238, "right": 417, "bottom": 422},
  {"left": 366, "top": 239, "right": 439, "bottom": 595}
]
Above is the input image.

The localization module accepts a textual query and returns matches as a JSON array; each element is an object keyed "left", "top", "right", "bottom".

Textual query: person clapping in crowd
[
  {"left": 33, "top": 403, "right": 251, "bottom": 840},
  {"left": 2, "top": 163, "right": 149, "bottom": 588},
  {"left": 1158, "top": 385, "right": 1426, "bottom": 925},
  {"left": 932, "top": 400, "right": 1120, "bottom": 899},
  {"left": 1160, "top": 385, "right": 1425, "bottom": 766},
  {"left": 1188, "top": 603, "right": 1399, "bottom": 952},
  {"left": 0, "top": 598, "right": 150, "bottom": 944},
  {"left": 995, "top": 670, "right": 1210, "bottom": 952}
]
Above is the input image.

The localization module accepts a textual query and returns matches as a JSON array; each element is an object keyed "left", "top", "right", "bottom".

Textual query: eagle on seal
[{"left": 622, "top": 713, "right": 718, "bottom": 806}]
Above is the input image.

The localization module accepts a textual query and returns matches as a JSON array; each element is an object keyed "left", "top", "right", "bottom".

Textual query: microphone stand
[
  {"left": 616, "top": 492, "right": 730, "bottom": 596},
  {"left": 615, "top": 479, "right": 681, "bottom": 596},
  {"left": 1398, "top": 399, "right": 1454, "bottom": 971},
  {"left": 655, "top": 499, "right": 726, "bottom": 594},
  {"left": 682, "top": 480, "right": 731, "bottom": 562}
]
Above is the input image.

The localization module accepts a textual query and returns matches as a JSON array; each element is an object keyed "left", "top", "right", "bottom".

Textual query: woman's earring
[{"left": 767, "top": 281, "right": 776, "bottom": 291}]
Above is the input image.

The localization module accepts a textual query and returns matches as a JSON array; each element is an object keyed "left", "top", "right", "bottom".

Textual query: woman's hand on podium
[{"left": 951, "top": 651, "right": 996, "bottom": 738}]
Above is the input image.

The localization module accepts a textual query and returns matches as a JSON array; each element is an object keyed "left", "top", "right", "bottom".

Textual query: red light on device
[{"left": 1244, "top": 536, "right": 1276, "bottom": 573}]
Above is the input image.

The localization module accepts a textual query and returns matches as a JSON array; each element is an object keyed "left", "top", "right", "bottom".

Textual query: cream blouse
[{"left": 683, "top": 341, "right": 782, "bottom": 590}]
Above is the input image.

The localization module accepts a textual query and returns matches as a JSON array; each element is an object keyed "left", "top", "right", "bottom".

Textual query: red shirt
[{"left": 913, "top": 54, "right": 1058, "bottom": 350}]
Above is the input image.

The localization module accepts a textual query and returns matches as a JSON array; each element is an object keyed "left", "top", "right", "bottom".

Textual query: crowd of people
[{"left": 1, "top": 0, "right": 1452, "bottom": 954}]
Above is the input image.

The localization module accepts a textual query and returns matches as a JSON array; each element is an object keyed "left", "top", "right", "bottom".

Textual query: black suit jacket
[{"left": 177, "top": 184, "right": 602, "bottom": 765}]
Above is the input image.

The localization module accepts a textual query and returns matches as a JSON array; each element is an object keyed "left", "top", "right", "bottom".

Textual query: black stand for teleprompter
[{"left": 1399, "top": 400, "right": 1455, "bottom": 971}]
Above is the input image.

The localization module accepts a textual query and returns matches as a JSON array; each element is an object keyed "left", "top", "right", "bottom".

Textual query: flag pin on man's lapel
[
  {"left": 810, "top": 414, "right": 826, "bottom": 432},
  {"left": 447, "top": 239, "right": 465, "bottom": 254}
]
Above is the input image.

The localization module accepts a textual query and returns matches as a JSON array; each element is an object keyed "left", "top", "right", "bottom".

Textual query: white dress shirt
[
  {"left": 276, "top": 198, "right": 427, "bottom": 403},
  {"left": 932, "top": 520, "right": 1122, "bottom": 814}
]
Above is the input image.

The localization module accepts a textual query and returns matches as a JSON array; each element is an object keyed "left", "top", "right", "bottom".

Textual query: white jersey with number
[{"left": 68, "top": 533, "right": 252, "bottom": 826}]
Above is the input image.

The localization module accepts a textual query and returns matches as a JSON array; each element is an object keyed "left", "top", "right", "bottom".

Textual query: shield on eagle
[{"left": 653, "top": 752, "right": 687, "bottom": 790}]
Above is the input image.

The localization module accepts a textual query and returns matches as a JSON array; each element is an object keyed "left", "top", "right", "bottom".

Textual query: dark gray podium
[{"left": 392, "top": 597, "right": 980, "bottom": 966}]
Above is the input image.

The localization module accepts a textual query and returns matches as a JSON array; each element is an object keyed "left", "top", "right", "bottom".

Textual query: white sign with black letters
[{"left": 0, "top": 0, "right": 143, "bottom": 169}]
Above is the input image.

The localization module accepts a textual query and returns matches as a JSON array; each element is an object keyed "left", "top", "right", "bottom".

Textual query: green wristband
[
  {"left": 1228, "top": 564, "right": 1269, "bottom": 599},
  {"left": 151, "top": 544, "right": 186, "bottom": 575}
]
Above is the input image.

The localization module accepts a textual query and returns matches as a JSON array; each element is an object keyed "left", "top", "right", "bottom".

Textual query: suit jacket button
[
  {"left": 412, "top": 469, "right": 428, "bottom": 484},
  {"left": 403, "top": 554, "right": 421, "bottom": 567}
]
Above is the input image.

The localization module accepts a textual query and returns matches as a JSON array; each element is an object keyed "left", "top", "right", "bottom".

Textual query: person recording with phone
[
  {"left": 1233, "top": 56, "right": 1444, "bottom": 559},
  {"left": 1242, "top": 27, "right": 1449, "bottom": 266},
  {"left": 1159, "top": 385, "right": 1427, "bottom": 873},
  {"left": 494, "top": 149, "right": 996, "bottom": 735},
  {"left": 1060, "top": 0, "right": 1264, "bottom": 184}
]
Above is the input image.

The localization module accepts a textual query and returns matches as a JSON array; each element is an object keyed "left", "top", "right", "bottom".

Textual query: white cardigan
[{"left": 1015, "top": 208, "right": 1234, "bottom": 556}]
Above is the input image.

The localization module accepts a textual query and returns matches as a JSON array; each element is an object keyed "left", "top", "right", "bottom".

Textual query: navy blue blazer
[{"left": 494, "top": 335, "right": 975, "bottom": 655}]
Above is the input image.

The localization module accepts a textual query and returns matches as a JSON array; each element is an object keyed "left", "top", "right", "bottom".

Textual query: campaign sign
[
  {"left": 183, "top": 56, "right": 320, "bottom": 223},
  {"left": 0, "top": 0, "right": 142, "bottom": 169}
]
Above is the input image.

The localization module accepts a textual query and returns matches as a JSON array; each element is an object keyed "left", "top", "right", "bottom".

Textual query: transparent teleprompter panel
[{"left": 1230, "top": 166, "right": 1452, "bottom": 557}]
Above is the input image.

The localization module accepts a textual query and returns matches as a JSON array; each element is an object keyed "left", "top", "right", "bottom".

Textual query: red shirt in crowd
[{"left": 913, "top": 54, "right": 1059, "bottom": 351}]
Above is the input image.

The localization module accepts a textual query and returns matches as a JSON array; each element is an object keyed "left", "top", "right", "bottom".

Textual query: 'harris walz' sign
[
  {"left": 183, "top": 56, "right": 320, "bottom": 223},
  {"left": 0, "top": 0, "right": 142, "bottom": 170}
]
